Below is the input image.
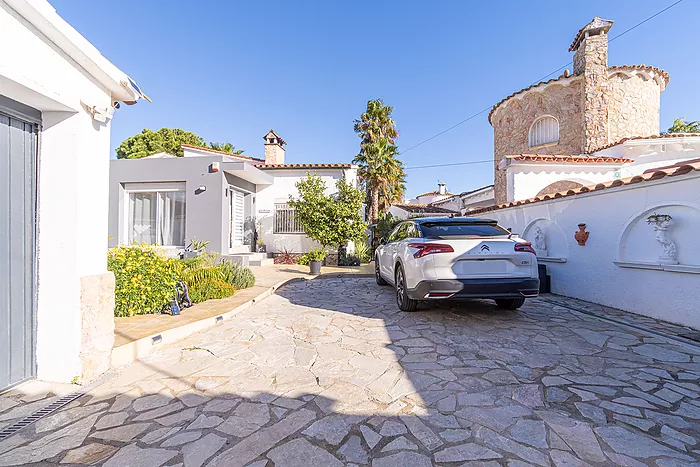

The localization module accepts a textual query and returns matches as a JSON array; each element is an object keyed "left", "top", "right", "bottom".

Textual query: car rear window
[{"left": 419, "top": 222, "right": 510, "bottom": 238}]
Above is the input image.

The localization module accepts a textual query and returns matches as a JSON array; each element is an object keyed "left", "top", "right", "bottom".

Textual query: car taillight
[
  {"left": 408, "top": 243, "right": 454, "bottom": 258},
  {"left": 515, "top": 242, "right": 536, "bottom": 254}
]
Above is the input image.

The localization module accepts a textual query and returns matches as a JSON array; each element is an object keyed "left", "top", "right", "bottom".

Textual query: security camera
[{"left": 112, "top": 101, "right": 121, "bottom": 110}]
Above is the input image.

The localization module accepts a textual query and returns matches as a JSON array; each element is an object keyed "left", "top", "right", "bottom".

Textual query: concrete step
[
  {"left": 225, "top": 253, "right": 270, "bottom": 267},
  {"left": 249, "top": 258, "right": 274, "bottom": 267}
]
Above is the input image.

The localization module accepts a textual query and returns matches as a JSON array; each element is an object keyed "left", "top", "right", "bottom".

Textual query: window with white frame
[
  {"left": 127, "top": 186, "right": 186, "bottom": 246},
  {"left": 274, "top": 203, "right": 303, "bottom": 234},
  {"left": 528, "top": 115, "right": 559, "bottom": 147}
]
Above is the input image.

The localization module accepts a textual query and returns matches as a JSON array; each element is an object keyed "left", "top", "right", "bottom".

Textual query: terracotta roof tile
[
  {"left": 254, "top": 163, "right": 355, "bottom": 169},
  {"left": 468, "top": 161, "right": 700, "bottom": 216},
  {"left": 181, "top": 144, "right": 265, "bottom": 162},
  {"left": 589, "top": 133, "right": 700, "bottom": 153},
  {"left": 506, "top": 154, "right": 633, "bottom": 164},
  {"left": 608, "top": 65, "right": 670, "bottom": 85}
]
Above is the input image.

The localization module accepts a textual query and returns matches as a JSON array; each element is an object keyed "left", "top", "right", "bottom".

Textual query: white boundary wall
[{"left": 469, "top": 173, "right": 700, "bottom": 329}]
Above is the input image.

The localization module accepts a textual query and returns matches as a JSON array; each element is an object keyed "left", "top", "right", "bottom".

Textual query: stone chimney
[
  {"left": 263, "top": 129, "right": 286, "bottom": 165},
  {"left": 570, "top": 17, "right": 614, "bottom": 153},
  {"left": 438, "top": 182, "right": 446, "bottom": 195}
]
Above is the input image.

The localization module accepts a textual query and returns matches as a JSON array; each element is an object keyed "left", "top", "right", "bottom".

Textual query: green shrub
[
  {"left": 188, "top": 277, "right": 235, "bottom": 303},
  {"left": 353, "top": 239, "right": 370, "bottom": 263},
  {"left": 218, "top": 259, "right": 255, "bottom": 290},
  {"left": 108, "top": 244, "right": 179, "bottom": 317},
  {"left": 298, "top": 248, "right": 327, "bottom": 265}
]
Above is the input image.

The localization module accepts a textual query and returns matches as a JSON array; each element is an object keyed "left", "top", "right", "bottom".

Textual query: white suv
[{"left": 375, "top": 217, "right": 540, "bottom": 312}]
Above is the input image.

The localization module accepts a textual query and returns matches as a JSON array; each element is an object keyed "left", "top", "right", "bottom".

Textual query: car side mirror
[{"left": 380, "top": 238, "right": 387, "bottom": 245}]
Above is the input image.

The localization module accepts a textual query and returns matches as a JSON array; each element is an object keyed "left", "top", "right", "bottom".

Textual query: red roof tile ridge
[
  {"left": 506, "top": 154, "right": 633, "bottom": 163},
  {"left": 608, "top": 65, "right": 670, "bottom": 85}
]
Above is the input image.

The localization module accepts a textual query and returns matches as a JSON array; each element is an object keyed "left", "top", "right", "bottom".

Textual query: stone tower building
[{"left": 489, "top": 17, "right": 669, "bottom": 204}]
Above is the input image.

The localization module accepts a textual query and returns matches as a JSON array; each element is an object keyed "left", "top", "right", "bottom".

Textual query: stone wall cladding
[
  {"left": 608, "top": 73, "right": 661, "bottom": 142},
  {"left": 579, "top": 34, "right": 610, "bottom": 153},
  {"left": 79, "top": 272, "right": 115, "bottom": 383},
  {"left": 492, "top": 78, "right": 584, "bottom": 204}
]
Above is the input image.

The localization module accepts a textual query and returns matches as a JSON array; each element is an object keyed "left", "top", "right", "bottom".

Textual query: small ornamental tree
[{"left": 289, "top": 174, "right": 366, "bottom": 252}]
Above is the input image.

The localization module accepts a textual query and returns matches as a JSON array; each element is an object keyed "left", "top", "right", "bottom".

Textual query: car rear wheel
[
  {"left": 495, "top": 298, "right": 526, "bottom": 310},
  {"left": 395, "top": 265, "right": 418, "bottom": 312},
  {"left": 375, "top": 256, "right": 388, "bottom": 285}
]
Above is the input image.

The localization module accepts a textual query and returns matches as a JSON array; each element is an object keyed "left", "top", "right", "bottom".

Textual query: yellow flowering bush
[{"left": 108, "top": 244, "right": 179, "bottom": 317}]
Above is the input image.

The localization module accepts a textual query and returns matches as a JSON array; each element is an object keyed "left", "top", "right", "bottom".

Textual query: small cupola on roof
[{"left": 264, "top": 129, "right": 286, "bottom": 165}]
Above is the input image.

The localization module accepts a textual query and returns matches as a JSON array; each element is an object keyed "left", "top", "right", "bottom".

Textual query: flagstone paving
[{"left": 2, "top": 277, "right": 700, "bottom": 466}]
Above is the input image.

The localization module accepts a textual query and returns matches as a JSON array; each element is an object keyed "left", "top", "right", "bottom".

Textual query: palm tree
[
  {"left": 663, "top": 118, "right": 700, "bottom": 134},
  {"left": 209, "top": 142, "right": 245, "bottom": 155},
  {"left": 354, "top": 139, "right": 405, "bottom": 224},
  {"left": 354, "top": 99, "right": 399, "bottom": 146},
  {"left": 353, "top": 100, "right": 405, "bottom": 224}
]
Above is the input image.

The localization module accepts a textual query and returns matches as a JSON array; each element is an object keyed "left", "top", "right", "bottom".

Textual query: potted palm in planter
[{"left": 303, "top": 249, "right": 327, "bottom": 275}]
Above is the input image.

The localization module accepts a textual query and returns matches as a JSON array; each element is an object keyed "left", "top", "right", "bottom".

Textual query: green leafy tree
[
  {"left": 116, "top": 128, "right": 207, "bottom": 159},
  {"left": 663, "top": 118, "right": 700, "bottom": 134},
  {"left": 209, "top": 142, "right": 245, "bottom": 155},
  {"left": 288, "top": 174, "right": 365, "bottom": 251},
  {"left": 353, "top": 100, "right": 406, "bottom": 224}
]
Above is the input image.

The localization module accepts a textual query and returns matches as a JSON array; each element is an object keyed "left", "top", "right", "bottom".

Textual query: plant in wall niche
[
  {"left": 646, "top": 213, "right": 672, "bottom": 225},
  {"left": 646, "top": 213, "right": 678, "bottom": 265},
  {"left": 254, "top": 218, "right": 266, "bottom": 252}
]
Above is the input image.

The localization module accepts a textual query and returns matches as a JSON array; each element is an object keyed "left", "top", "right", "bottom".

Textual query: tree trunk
[{"left": 371, "top": 181, "right": 380, "bottom": 225}]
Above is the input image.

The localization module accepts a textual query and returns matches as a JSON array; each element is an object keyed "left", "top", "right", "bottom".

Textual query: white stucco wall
[
  {"left": 596, "top": 137, "right": 700, "bottom": 178},
  {"left": 255, "top": 168, "right": 357, "bottom": 253},
  {"left": 469, "top": 173, "right": 700, "bottom": 329},
  {"left": 507, "top": 163, "right": 620, "bottom": 202},
  {"left": 1, "top": 2, "right": 121, "bottom": 382}
]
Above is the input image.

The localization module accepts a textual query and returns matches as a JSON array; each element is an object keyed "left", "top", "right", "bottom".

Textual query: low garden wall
[{"left": 468, "top": 170, "right": 700, "bottom": 329}]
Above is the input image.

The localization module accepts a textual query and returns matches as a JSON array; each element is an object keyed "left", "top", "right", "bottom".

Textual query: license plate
[{"left": 456, "top": 260, "right": 507, "bottom": 275}]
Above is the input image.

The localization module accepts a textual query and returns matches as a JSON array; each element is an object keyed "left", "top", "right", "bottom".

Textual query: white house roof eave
[
  {"left": 5, "top": 0, "right": 149, "bottom": 104},
  {"left": 222, "top": 161, "right": 274, "bottom": 186}
]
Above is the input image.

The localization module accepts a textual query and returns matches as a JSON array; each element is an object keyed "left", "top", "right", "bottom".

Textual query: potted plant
[
  {"left": 306, "top": 248, "right": 327, "bottom": 275},
  {"left": 182, "top": 238, "right": 209, "bottom": 259},
  {"left": 254, "top": 218, "right": 266, "bottom": 253}
]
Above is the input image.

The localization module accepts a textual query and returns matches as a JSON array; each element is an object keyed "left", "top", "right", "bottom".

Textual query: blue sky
[{"left": 52, "top": 0, "right": 699, "bottom": 198}]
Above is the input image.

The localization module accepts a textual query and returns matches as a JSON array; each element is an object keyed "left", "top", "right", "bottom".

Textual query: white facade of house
[
  {"left": 0, "top": 0, "right": 147, "bottom": 387},
  {"left": 256, "top": 167, "right": 358, "bottom": 253},
  {"left": 468, "top": 164, "right": 700, "bottom": 329},
  {"left": 502, "top": 135, "right": 700, "bottom": 203},
  {"left": 430, "top": 185, "right": 496, "bottom": 215},
  {"left": 109, "top": 136, "right": 358, "bottom": 262}
]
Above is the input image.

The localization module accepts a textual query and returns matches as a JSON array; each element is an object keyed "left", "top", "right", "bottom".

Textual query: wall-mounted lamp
[
  {"left": 209, "top": 162, "right": 220, "bottom": 173},
  {"left": 195, "top": 185, "right": 207, "bottom": 195}
]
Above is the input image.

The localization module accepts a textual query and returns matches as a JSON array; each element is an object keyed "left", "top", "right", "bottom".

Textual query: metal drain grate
[{"left": 0, "top": 391, "right": 84, "bottom": 442}]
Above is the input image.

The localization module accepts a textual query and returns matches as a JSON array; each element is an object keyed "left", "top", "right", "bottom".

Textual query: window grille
[
  {"left": 528, "top": 116, "right": 559, "bottom": 147},
  {"left": 274, "top": 203, "right": 303, "bottom": 234}
]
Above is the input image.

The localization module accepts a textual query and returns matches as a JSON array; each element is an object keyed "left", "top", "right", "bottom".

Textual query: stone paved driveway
[{"left": 2, "top": 277, "right": 700, "bottom": 466}]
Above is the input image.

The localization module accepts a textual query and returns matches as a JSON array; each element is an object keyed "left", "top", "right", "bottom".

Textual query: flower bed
[{"left": 108, "top": 244, "right": 255, "bottom": 317}]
